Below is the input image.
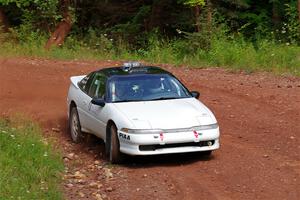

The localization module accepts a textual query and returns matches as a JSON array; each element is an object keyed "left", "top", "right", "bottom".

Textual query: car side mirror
[
  {"left": 191, "top": 91, "right": 200, "bottom": 99},
  {"left": 91, "top": 98, "right": 105, "bottom": 107}
]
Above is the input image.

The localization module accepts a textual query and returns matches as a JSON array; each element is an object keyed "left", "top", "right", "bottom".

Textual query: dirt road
[{"left": 0, "top": 58, "right": 299, "bottom": 200}]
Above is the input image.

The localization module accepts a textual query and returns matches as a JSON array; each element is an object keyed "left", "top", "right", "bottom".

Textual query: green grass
[
  {"left": 202, "top": 38, "right": 300, "bottom": 75},
  {"left": 0, "top": 35, "right": 299, "bottom": 76},
  {"left": 0, "top": 116, "right": 64, "bottom": 200}
]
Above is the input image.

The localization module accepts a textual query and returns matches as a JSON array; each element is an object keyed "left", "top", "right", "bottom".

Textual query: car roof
[{"left": 98, "top": 66, "right": 172, "bottom": 77}]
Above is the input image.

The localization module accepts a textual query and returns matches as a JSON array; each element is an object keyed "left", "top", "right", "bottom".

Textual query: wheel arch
[{"left": 69, "top": 101, "right": 77, "bottom": 116}]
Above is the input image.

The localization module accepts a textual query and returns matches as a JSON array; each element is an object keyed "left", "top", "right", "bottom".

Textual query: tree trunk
[
  {"left": 148, "top": 0, "right": 170, "bottom": 31},
  {"left": 45, "top": 0, "right": 72, "bottom": 49},
  {"left": 298, "top": 0, "right": 300, "bottom": 24},
  {"left": 272, "top": 1, "right": 280, "bottom": 26},
  {"left": 0, "top": 7, "right": 8, "bottom": 32},
  {"left": 194, "top": 5, "right": 200, "bottom": 32},
  {"left": 206, "top": 0, "right": 212, "bottom": 32}
]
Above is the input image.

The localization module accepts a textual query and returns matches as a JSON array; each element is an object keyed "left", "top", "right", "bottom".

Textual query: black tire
[
  {"left": 108, "top": 124, "right": 122, "bottom": 164},
  {"left": 69, "top": 107, "right": 83, "bottom": 143}
]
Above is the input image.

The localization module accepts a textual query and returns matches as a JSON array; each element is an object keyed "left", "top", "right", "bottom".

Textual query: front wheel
[
  {"left": 108, "top": 124, "right": 123, "bottom": 164},
  {"left": 69, "top": 107, "right": 83, "bottom": 143}
]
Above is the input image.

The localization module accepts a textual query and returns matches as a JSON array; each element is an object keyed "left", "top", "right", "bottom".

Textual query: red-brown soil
[{"left": 0, "top": 58, "right": 299, "bottom": 200}]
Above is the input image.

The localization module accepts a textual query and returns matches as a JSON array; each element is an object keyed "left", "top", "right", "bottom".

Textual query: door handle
[{"left": 88, "top": 102, "right": 92, "bottom": 110}]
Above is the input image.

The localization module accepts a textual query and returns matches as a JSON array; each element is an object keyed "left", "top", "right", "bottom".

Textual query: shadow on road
[{"left": 121, "top": 152, "right": 214, "bottom": 168}]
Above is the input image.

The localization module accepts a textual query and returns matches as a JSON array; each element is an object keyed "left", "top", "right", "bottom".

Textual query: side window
[
  {"left": 88, "top": 73, "right": 106, "bottom": 99},
  {"left": 78, "top": 73, "right": 94, "bottom": 93}
]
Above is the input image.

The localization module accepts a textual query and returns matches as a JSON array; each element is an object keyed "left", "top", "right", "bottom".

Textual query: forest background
[{"left": 0, "top": 0, "right": 300, "bottom": 75}]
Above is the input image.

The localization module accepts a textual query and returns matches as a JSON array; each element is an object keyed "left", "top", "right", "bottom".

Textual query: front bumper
[{"left": 118, "top": 128, "right": 220, "bottom": 155}]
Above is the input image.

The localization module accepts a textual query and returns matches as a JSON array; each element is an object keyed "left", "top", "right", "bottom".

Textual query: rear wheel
[
  {"left": 69, "top": 107, "right": 83, "bottom": 143},
  {"left": 108, "top": 124, "right": 122, "bottom": 164}
]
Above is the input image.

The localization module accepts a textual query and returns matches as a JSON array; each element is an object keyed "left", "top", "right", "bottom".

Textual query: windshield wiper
[
  {"left": 148, "top": 97, "right": 178, "bottom": 101},
  {"left": 113, "top": 99, "right": 143, "bottom": 103},
  {"left": 114, "top": 97, "right": 184, "bottom": 102}
]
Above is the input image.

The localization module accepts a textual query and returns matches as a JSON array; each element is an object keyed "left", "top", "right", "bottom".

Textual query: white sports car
[{"left": 67, "top": 62, "right": 220, "bottom": 163}]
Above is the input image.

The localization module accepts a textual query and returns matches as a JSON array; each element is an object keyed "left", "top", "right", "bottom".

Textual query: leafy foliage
[
  {"left": 0, "top": 0, "right": 60, "bottom": 30},
  {"left": 178, "top": 0, "right": 206, "bottom": 7},
  {"left": 1, "top": 0, "right": 299, "bottom": 44},
  {"left": 0, "top": 0, "right": 299, "bottom": 76},
  {"left": 285, "top": 2, "right": 300, "bottom": 44}
]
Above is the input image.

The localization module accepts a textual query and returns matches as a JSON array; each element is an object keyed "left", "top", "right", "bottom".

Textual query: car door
[
  {"left": 86, "top": 73, "right": 108, "bottom": 138},
  {"left": 76, "top": 72, "right": 95, "bottom": 132}
]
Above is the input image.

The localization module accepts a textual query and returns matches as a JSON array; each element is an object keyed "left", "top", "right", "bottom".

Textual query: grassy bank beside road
[
  {"left": 1, "top": 36, "right": 299, "bottom": 77},
  {"left": 0, "top": 116, "right": 64, "bottom": 200}
]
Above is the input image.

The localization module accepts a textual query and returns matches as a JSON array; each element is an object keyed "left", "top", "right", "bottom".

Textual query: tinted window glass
[
  {"left": 108, "top": 74, "right": 191, "bottom": 102},
  {"left": 78, "top": 73, "right": 94, "bottom": 93},
  {"left": 88, "top": 73, "right": 106, "bottom": 98}
]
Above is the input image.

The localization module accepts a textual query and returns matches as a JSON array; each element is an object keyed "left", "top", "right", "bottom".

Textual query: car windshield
[{"left": 108, "top": 74, "right": 191, "bottom": 102}]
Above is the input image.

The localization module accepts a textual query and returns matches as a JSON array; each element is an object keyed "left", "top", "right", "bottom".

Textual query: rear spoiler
[{"left": 70, "top": 75, "right": 86, "bottom": 89}]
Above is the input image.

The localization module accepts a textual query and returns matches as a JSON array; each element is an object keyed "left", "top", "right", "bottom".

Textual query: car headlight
[
  {"left": 120, "top": 128, "right": 162, "bottom": 134},
  {"left": 193, "top": 123, "right": 219, "bottom": 131}
]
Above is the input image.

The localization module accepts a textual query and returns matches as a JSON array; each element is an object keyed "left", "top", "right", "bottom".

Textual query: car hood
[{"left": 113, "top": 98, "right": 216, "bottom": 129}]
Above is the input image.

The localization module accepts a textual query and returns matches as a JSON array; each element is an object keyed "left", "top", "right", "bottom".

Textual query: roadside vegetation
[
  {"left": 1, "top": 32, "right": 299, "bottom": 76},
  {"left": 0, "top": 0, "right": 299, "bottom": 76},
  {"left": 0, "top": 116, "right": 63, "bottom": 200}
]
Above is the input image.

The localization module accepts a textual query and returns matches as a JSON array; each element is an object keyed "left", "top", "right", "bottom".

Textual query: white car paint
[
  {"left": 67, "top": 74, "right": 220, "bottom": 156},
  {"left": 113, "top": 98, "right": 216, "bottom": 129}
]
